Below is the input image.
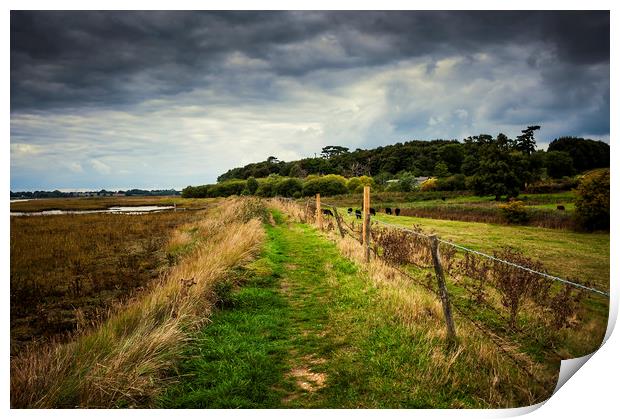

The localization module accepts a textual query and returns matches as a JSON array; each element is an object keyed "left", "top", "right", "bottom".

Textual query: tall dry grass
[
  {"left": 11, "top": 198, "right": 266, "bottom": 408},
  {"left": 11, "top": 210, "right": 203, "bottom": 354}
]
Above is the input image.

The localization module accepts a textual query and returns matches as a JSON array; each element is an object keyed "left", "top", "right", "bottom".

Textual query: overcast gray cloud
[{"left": 10, "top": 11, "right": 609, "bottom": 190}]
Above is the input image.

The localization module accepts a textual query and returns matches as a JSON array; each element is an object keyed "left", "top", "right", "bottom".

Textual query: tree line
[
  {"left": 184, "top": 130, "right": 609, "bottom": 200},
  {"left": 10, "top": 189, "right": 181, "bottom": 199}
]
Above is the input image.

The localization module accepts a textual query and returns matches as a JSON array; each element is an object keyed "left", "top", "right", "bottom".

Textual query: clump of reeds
[{"left": 10, "top": 198, "right": 266, "bottom": 408}]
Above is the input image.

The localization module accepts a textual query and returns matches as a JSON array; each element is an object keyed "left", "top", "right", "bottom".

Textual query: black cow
[
  {"left": 322, "top": 209, "right": 333, "bottom": 216},
  {"left": 557, "top": 205, "right": 565, "bottom": 211},
  {"left": 369, "top": 208, "right": 376, "bottom": 216},
  {"left": 385, "top": 207, "right": 392, "bottom": 215},
  {"left": 355, "top": 209, "right": 362, "bottom": 219},
  {"left": 395, "top": 208, "right": 401, "bottom": 216},
  {"left": 441, "top": 197, "right": 446, "bottom": 201},
  {"left": 347, "top": 208, "right": 353, "bottom": 215}
]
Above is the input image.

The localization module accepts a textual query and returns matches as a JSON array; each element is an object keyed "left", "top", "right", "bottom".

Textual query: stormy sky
[{"left": 10, "top": 11, "right": 610, "bottom": 191}]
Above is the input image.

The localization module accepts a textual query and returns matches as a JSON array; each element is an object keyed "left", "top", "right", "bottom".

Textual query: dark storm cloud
[
  {"left": 10, "top": 11, "right": 610, "bottom": 190},
  {"left": 11, "top": 11, "right": 609, "bottom": 111}
]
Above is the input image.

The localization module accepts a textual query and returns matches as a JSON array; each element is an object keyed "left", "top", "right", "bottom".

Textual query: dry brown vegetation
[
  {"left": 10, "top": 196, "right": 214, "bottom": 212},
  {"left": 10, "top": 210, "right": 202, "bottom": 355},
  {"left": 10, "top": 198, "right": 267, "bottom": 408}
]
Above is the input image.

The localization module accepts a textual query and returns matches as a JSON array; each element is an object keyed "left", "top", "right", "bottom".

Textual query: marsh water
[{"left": 10, "top": 206, "right": 176, "bottom": 216}]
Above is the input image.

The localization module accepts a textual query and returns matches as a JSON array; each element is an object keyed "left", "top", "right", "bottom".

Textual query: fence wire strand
[
  {"left": 370, "top": 218, "right": 608, "bottom": 297},
  {"left": 306, "top": 199, "right": 577, "bottom": 385}
]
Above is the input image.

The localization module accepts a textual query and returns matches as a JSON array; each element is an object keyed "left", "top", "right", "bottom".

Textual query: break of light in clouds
[{"left": 10, "top": 11, "right": 609, "bottom": 190}]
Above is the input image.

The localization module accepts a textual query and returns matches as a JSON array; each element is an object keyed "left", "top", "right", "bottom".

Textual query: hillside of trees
[{"left": 184, "top": 130, "right": 609, "bottom": 200}]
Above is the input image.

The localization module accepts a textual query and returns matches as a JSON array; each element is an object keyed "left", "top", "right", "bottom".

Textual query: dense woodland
[{"left": 184, "top": 129, "right": 609, "bottom": 201}]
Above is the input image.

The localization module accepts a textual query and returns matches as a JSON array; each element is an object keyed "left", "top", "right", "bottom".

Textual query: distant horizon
[{"left": 10, "top": 187, "right": 184, "bottom": 193}]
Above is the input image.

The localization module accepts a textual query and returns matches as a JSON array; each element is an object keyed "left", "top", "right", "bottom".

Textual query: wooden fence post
[
  {"left": 333, "top": 207, "right": 345, "bottom": 238},
  {"left": 429, "top": 234, "right": 457, "bottom": 344},
  {"left": 358, "top": 222, "right": 363, "bottom": 244},
  {"left": 361, "top": 186, "right": 371, "bottom": 262},
  {"left": 316, "top": 194, "right": 323, "bottom": 230},
  {"left": 362, "top": 186, "right": 370, "bottom": 246},
  {"left": 364, "top": 213, "right": 371, "bottom": 262}
]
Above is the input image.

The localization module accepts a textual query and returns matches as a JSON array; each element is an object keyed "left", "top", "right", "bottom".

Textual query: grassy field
[
  {"left": 367, "top": 213, "right": 609, "bottom": 290},
  {"left": 318, "top": 191, "right": 578, "bottom": 229},
  {"left": 10, "top": 196, "right": 215, "bottom": 212},
  {"left": 159, "top": 209, "right": 554, "bottom": 408},
  {"left": 10, "top": 210, "right": 206, "bottom": 355}
]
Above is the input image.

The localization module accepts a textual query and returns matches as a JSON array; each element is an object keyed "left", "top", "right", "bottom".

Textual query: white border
[{"left": 4, "top": 2, "right": 616, "bottom": 417}]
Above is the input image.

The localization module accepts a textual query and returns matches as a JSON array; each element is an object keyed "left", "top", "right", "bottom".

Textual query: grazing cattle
[
  {"left": 395, "top": 208, "right": 401, "bottom": 216},
  {"left": 385, "top": 207, "right": 392, "bottom": 215},
  {"left": 322, "top": 209, "right": 333, "bottom": 216},
  {"left": 369, "top": 208, "right": 376, "bottom": 216},
  {"left": 557, "top": 205, "right": 565, "bottom": 211},
  {"left": 355, "top": 209, "right": 362, "bottom": 219},
  {"left": 347, "top": 208, "right": 353, "bottom": 215},
  {"left": 441, "top": 197, "right": 446, "bottom": 201}
]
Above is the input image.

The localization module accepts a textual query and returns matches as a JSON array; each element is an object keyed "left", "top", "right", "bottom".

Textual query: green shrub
[
  {"left": 346, "top": 177, "right": 362, "bottom": 193},
  {"left": 524, "top": 178, "right": 579, "bottom": 193},
  {"left": 499, "top": 200, "right": 529, "bottom": 224},
  {"left": 436, "top": 174, "right": 467, "bottom": 191},
  {"left": 574, "top": 169, "right": 610, "bottom": 231},
  {"left": 302, "top": 174, "right": 348, "bottom": 196},
  {"left": 274, "top": 178, "right": 303, "bottom": 197},
  {"left": 246, "top": 177, "right": 259, "bottom": 194}
]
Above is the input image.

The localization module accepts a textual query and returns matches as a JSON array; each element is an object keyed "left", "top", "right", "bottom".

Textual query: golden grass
[
  {"left": 10, "top": 198, "right": 266, "bottom": 408},
  {"left": 10, "top": 210, "right": 203, "bottom": 354}
]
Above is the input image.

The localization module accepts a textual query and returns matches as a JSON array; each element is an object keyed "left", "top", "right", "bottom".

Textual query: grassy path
[{"left": 158, "top": 211, "right": 485, "bottom": 408}]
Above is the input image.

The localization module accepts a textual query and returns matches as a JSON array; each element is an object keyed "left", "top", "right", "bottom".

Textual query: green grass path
[{"left": 158, "top": 212, "right": 479, "bottom": 408}]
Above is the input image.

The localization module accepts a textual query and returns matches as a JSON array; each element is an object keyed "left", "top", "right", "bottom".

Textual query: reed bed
[
  {"left": 10, "top": 197, "right": 267, "bottom": 408},
  {"left": 10, "top": 210, "right": 202, "bottom": 354}
]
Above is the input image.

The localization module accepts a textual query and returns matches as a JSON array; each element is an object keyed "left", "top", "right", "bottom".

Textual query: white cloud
[
  {"left": 67, "top": 162, "right": 83, "bottom": 173},
  {"left": 90, "top": 159, "right": 111, "bottom": 175},
  {"left": 11, "top": 143, "right": 42, "bottom": 157}
]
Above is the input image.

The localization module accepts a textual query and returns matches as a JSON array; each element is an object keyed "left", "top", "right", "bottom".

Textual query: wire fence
[
  {"left": 303, "top": 197, "right": 608, "bottom": 384},
  {"left": 318, "top": 199, "right": 608, "bottom": 298}
]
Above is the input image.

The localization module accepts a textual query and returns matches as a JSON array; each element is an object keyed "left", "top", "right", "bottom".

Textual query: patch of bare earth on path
[{"left": 282, "top": 354, "right": 328, "bottom": 404}]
